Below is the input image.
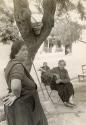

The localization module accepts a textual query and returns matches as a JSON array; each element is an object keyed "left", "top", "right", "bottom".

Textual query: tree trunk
[{"left": 13, "top": 0, "right": 56, "bottom": 71}]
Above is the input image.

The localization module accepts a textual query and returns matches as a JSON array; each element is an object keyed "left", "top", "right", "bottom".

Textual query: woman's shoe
[
  {"left": 63, "top": 102, "right": 75, "bottom": 107},
  {"left": 68, "top": 102, "right": 76, "bottom": 107}
]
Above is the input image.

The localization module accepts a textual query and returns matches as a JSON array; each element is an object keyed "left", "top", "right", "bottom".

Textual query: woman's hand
[
  {"left": 2, "top": 93, "right": 17, "bottom": 106},
  {"left": 56, "top": 79, "right": 63, "bottom": 84},
  {"left": 39, "top": 68, "right": 46, "bottom": 72}
]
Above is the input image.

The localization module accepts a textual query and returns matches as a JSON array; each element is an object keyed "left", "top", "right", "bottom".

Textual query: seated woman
[
  {"left": 3, "top": 41, "right": 48, "bottom": 125},
  {"left": 50, "top": 60, "right": 75, "bottom": 107},
  {"left": 39, "top": 62, "right": 51, "bottom": 86}
]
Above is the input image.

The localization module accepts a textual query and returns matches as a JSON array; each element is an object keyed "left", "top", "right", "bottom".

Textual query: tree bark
[{"left": 13, "top": 0, "right": 56, "bottom": 71}]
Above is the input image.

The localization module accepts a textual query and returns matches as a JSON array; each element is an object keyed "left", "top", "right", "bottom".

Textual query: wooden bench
[{"left": 78, "top": 65, "right": 86, "bottom": 82}]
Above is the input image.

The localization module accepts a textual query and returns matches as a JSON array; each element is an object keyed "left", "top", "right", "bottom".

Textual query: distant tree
[
  {"left": 51, "top": 18, "right": 81, "bottom": 45},
  {"left": 0, "top": 0, "right": 20, "bottom": 44},
  {"left": 77, "top": 1, "right": 85, "bottom": 20}
]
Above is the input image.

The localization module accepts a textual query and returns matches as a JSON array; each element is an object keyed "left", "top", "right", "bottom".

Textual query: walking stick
[{"left": 31, "top": 59, "right": 46, "bottom": 99}]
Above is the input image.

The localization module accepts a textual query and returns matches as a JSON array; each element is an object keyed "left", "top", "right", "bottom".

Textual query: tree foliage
[
  {"left": 0, "top": 0, "right": 20, "bottom": 44},
  {"left": 51, "top": 20, "right": 81, "bottom": 46},
  {"left": 77, "top": 1, "right": 85, "bottom": 20}
]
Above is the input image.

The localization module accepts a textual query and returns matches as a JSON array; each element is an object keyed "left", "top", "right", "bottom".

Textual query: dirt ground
[{"left": 38, "top": 80, "right": 86, "bottom": 125}]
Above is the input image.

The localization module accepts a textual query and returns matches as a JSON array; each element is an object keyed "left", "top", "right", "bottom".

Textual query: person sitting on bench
[
  {"left": 50, "top": 59, "right": 75, "bottom": 107},
  {"left": 39, "top": 62, "right": 51, "bottom": 85}
]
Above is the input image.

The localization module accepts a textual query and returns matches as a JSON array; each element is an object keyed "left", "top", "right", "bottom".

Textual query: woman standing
[
  {"left": 50, "top": 60, "right": 75, "bottom": 107},
  {"left": 3, "top": 41, "right": 48, "bottom": 125}
]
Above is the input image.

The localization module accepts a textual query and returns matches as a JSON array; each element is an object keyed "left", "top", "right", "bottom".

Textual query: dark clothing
[
  {"left": 4, "top": 59, "right": 48, "bottom": 125},
  {"left": 50, "top": 67, "right": 70, "bottom": 83},
  {"left": 41, "top": 66, "right": 51, "bottom": 86},
  {"left": 50, "top": 67, "right": 74, "bottom": 102},
  {"left": 41, "top": 66, "right": 50, "bottom": 77}
]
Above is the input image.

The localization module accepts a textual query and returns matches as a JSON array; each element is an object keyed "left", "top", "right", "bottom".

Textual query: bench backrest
[{"left": 82, "top": 65, "right": 86, "bottom": 74}]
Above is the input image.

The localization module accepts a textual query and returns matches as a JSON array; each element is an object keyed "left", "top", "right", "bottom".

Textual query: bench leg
[{"left": 78, "top": 75, "right": 80, "bottom": 82}]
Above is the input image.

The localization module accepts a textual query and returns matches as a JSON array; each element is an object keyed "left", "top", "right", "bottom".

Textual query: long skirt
[
  {"left": 4, "top": 91, "right": 48, "bottom": 125},
  {"left": 50, "top": 81, "right": 74, "bottom": 103}
]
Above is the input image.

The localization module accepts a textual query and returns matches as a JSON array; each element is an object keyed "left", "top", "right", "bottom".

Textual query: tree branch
[
  {"left": 79, "top": 40, "right": 86, "bottom": 44},
  {"left": 37, "top": 0, "right": 56, "bottom": 44},
  {"left": 13, "top": 0, "right": 36, "bottom": 43},
  {"left": 13, "top": 0, "right": 56, "bottom": 45}
]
